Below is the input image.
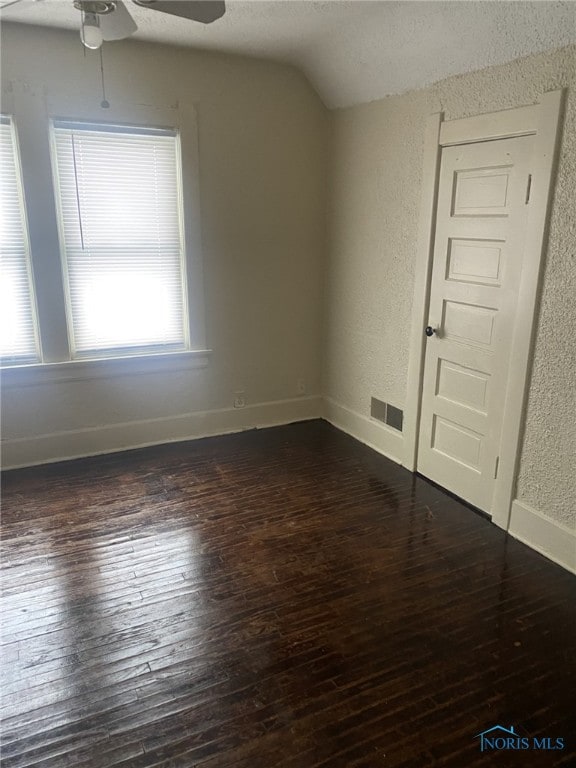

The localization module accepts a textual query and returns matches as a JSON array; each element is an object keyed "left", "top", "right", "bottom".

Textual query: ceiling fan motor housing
[{"left": 73, "top": 0, "right": 116, "bottom": 15}]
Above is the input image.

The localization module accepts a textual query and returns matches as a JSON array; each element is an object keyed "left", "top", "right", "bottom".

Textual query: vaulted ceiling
[{"left": 2, "top": 0, "right": 576, "bottom": 108}]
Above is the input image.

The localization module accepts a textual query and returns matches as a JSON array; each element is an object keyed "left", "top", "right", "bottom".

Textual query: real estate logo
[{"left": 475, "top": 725, "right": 565, "bottom": 752}]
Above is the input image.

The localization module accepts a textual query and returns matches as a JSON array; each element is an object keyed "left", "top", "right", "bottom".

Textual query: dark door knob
[{"left": 425, "top": 326, "right": 436, "bottom": 337}]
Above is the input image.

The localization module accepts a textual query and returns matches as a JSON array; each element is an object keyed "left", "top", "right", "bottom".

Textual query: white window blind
[
  {"left": 0, "top": 115, "right": 38, "bottom": 364},
  {"left": 51, "top": 121, "right": 187, "bottom": 358}
]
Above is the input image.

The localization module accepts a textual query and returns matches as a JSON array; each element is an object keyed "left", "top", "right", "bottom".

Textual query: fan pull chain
[{"left": 99, "top": 47, "right": 110, "bottom": 109}]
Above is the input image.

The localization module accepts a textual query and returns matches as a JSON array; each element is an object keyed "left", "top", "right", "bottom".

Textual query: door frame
[{"left": 403, "top": 90, "right": 564, "bottom": 530}]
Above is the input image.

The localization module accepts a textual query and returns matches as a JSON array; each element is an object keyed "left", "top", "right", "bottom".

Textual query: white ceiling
[{"left": 2, "top": 0, "right": 576, "bottom": 108}]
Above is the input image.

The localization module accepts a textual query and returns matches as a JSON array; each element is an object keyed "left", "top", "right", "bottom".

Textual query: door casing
[{"left": 403, "top": 91, "right": 564, "bottom": 530}]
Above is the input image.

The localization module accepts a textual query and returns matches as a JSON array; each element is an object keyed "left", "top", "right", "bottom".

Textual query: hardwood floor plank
[{"left": 2, "top": 421, "right": 574, "bottom": 767}]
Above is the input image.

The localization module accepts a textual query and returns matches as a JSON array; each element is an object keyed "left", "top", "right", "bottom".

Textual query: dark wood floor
[{"left": 1, "top": 420, "right": 575, "bottom": 768}]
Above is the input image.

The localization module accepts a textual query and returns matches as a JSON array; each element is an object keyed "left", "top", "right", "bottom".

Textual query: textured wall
[
  {"left": 1, "top": 24, "right": 328, "bottom": 455},
  {"left": 325, "top": 45, "right": 576, "bottom": 528},
  {"left": 2, "top": 25, "right": 574, "bottom": 532},
  {"left": 3, "top": 2, "right": 576, "bottom": 108}
]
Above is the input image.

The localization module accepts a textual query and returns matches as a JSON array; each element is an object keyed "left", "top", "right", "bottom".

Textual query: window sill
[{"left": 0, "top": 349, "right": 212, "bottom": 388}]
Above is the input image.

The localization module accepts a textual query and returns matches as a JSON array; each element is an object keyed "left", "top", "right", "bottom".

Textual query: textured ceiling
[{"left": 2, "top": 1, "right": 576, "bottom": 108}]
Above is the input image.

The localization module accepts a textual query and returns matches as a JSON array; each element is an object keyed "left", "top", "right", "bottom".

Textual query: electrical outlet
[
  {"left": 234, "top": 394, "right": 246, "bottom": 409},
  {"left": 297, "top": 378, "right": 306, "bottom": 395}
]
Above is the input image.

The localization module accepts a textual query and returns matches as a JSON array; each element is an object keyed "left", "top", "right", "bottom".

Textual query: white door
[{"left": 417, "top": 135, "right": 533, "bottom": 512}]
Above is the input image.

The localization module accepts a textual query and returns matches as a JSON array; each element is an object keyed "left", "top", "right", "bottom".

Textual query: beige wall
[
  {"left": 1, "top": 25, "right": 574, "bottom": 542},
  {"left": 1, "top": 23, "right": 328, "bottom": 463},
  {"left": 325, "top": 45, "right": 576, "bottom": 530}
]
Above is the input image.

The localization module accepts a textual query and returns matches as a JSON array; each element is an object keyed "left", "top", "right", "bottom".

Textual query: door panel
[
  {"left": 446, "top": 239, "right": 504, "bottom": 286},
  {"left": 417, "top": 136, "right": 532, "bottom": 511},
  {"left": 436, "top": 359, "right": 489, "bottom": 413},
  {"left": 453, "top": 167, "right": 512, "bottom": 216},
  {"left": 442, "top": 300, "right": 497, "bottom": 347},
  {"left": 432, "top": 416, "right": 483, "bottom": 470}
]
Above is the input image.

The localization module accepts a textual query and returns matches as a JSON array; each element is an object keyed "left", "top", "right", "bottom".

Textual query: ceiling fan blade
[
  {"left": 0, "top": 0, "right": 40, "bottom": 11},
  {"left": 132, "top": 0, "right": 225, "bottom": 24},
  {"left": 100, "top": 0, "right": 137, "bottom": 40}
]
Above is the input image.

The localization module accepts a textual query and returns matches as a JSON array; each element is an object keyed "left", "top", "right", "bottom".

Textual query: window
[
  {"left": 0, "top": 115, "right": 39, "bottom": 364},
  {"left": 51, "top": 121, "right": 188, "bottom": 359}
]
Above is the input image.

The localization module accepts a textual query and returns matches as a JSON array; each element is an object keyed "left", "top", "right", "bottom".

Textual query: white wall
[
  {"left": 325, "top": 46, "right": 576, "bottom": 540},
  {"left": 1, "top": 24, "right": 328, "bottom": 465},
  {"left": 1, "top": 26, "right": 574, "bottom": 570}
]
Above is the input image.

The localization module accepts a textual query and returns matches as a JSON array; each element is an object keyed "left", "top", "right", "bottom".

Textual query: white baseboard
[
  {"left": 322, "top": 397, "right": 404, "bottom": 466},
  {"left": 1, "top": 396, "right": 322, "bottom": 470},
  {"left": 509, "top": 500, "right": 576, "bottom": 575},
  {"left": 5, "top": 394, "right": 574, "bottom": 578}
]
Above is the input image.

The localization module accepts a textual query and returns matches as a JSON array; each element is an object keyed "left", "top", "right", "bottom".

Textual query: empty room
[{"left": 1, "top": 1, "right": 575, "bottom": 765}]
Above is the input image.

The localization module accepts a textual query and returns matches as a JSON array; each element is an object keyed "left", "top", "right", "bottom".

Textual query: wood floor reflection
[{"left": 1, "top": 420, "right": 575, "bottom": 767}]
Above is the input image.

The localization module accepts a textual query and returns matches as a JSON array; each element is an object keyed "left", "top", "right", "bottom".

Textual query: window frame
[
  {"left": 0, "top": 113, "right": 41, "bottom": 366},
  {"left": 49, "top": 117, "right": 192, "bottom": 361},
  {"left": 0, "top": 92, "right": 209, "bottom": 378}
]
